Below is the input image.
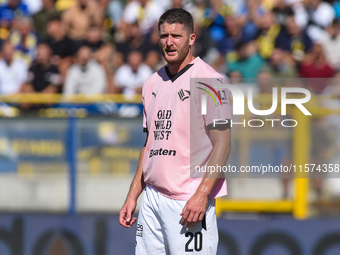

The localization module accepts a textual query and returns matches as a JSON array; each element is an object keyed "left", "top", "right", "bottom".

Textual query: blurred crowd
[{"left": 1, "top": 0, "right": 340, "bottom": 98}]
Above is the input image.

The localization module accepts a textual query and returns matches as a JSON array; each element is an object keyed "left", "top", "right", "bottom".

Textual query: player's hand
[
  {"left": 119, "top": 198, "right": 138, "bottom": 228},
  {"left": 180, "top": 192, "right": 208, "bottom": 228}
]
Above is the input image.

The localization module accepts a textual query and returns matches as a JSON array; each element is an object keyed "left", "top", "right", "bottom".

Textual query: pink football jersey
[{"left": 142, "top": 57, "right": 231, "bottom": 200}]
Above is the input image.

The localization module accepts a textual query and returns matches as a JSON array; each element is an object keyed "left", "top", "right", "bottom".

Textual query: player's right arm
[{"left": 119, "top": 132, "right": 148, "bottom": 228}]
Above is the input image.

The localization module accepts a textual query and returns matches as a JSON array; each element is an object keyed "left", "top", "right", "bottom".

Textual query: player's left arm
[{"left": 181, "top": 127, "right": 231, "bottom": 227}]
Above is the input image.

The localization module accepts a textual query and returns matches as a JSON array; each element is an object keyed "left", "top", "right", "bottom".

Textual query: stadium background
[{"left": 1, "top": 0, "right": 340, "bottom": 254}]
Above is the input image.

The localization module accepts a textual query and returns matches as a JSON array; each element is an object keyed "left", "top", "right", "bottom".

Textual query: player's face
[{"left": 159, "top": 22, "right": 195, "bottom": 65}]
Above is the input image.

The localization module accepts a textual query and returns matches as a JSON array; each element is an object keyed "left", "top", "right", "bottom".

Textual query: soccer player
[{"left": 119, "top": 8, "right": 231, "bottom": 254}]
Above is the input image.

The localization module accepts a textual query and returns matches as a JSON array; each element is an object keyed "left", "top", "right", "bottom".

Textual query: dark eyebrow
[{"left": 159, "top": 32, "right": 182, "bottom": 37}]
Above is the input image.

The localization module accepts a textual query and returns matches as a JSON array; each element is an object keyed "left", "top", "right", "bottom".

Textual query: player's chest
[
  {"left": 146, "top": 81, "right": 191, "bottom": 113},
  {"left": 145, "top": 82, "right": 192, "bottom": 132}
]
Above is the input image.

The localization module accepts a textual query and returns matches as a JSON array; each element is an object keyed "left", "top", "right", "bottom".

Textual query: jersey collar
[{"left": 164, "top": 57, "right": 198, "bottom": 82}]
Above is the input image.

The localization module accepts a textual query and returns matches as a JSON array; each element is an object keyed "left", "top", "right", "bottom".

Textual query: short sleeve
[
  {"left": 49, "top": 66, "right": 62, "bottom": 86},
  {"left": 114, "top": 66, "right": 125, "bottom": 88},
  {"left": 26, "top": 67, "right": 35, "bottom": 83},
  {"left": 203, "top": 75, "right": 231, "bottom": 130}
]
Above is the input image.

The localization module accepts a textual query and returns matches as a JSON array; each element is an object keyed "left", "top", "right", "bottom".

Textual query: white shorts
[{"left": 135, "top": 184, "right": 218, "bottom": 255}]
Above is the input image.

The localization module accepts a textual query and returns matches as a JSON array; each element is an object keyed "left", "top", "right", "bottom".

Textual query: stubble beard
[{"left": 162, "top": 44, "right": 190, "bottom": 66}]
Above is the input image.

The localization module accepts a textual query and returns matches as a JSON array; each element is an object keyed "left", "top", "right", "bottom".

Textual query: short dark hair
[
  {"left": 47, "top": 15, "right": 61, "bottom": 23},
  {"left": 158, "top": 8, "right": 194, "bottom": 34}
]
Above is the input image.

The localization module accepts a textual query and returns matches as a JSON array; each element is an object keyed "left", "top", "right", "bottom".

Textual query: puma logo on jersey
[
  {"left": 152, "top": 91, "right": 158, "bottom": 98},
  {"left": 178, "top": 89, "right": 190, "bottom": 101},
  {"left": 217, "top": 78, "right": 224, "bottom": 84}
]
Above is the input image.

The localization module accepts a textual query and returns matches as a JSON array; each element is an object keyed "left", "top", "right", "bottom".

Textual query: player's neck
[{"left": 167, "top": 53, "right": 195, "bottom": 75}]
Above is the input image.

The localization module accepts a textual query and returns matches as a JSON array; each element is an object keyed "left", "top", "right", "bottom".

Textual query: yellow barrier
[
  {"left": 216, "top": 104, "right": 340, "bottom": 219},
  {"left": 215, "top": 200, "right": 293, "bottom": 216},
  {"left": 292, "top": 107, "right": 310, "bottom": 219},
  {"left": 2, "top": 94, "right": 339, "bottom": 219},
  {"left": 0, "top": 93, "right": 333, "bottom": 105},
  {"left": 0, "top": 94, "right": 143, "bottom": 104}
]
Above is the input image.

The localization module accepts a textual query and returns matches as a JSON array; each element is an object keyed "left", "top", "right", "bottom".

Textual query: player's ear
[{"left": 189, "top": 33, "right": 196, "bottom": 46}]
